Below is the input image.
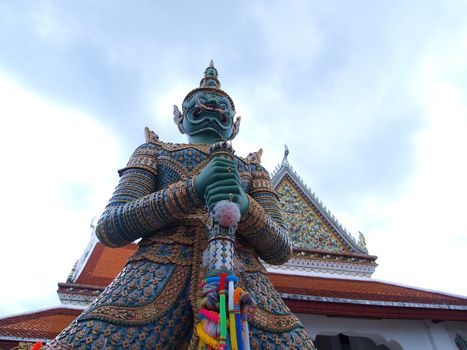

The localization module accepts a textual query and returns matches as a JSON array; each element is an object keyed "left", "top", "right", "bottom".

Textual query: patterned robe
[{"left": 49, "top": 140, "right": 316, "bottom": 350}]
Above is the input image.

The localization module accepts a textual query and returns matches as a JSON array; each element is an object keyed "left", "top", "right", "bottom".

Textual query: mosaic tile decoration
[{"left": 276, "top": 177, "right": 348, "bottom": 252}]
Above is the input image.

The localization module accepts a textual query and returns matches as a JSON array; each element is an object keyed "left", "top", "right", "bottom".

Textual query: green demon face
[
  {"left": 182, "top": 91, "right": 236, "bottom": 141},
  {"left": 173, "top": 62, "right": 242, "bottom": 143}
]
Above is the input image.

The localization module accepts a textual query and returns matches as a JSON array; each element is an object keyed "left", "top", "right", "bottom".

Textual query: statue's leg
[
  {"left": 240, "top": 271, "right": 317, "bottom": 350},
  {"left": 48, "top": 260, "right": 193, "bottom": 350}
]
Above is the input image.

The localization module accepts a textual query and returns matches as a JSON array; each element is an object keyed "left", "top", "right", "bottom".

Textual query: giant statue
[{"left": 49, "top": 62, "right": 316, "bottom": 349}]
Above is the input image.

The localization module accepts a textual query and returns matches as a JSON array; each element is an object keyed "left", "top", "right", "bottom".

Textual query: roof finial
[
  {"left": 282, "top": 144, "right": 290, "bottom": 167},
  {"left": 358, "top": 231, "right": 368, "bottom": 252},
  {"left": 209, "top": 59, "right": 214, "bottom": 68}
]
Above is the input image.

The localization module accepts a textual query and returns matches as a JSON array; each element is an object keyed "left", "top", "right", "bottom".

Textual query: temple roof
[
  {"left": 268, "top": 149, "right": 377, "bottom": 277},
  {"left": 73, "top": 240, "right": 136, "bottom": 286},
  {"left": 271, "top": 152, "right": 367, "bottom": 255},
  {"left": 57, "top": 242, "right": 467, "bottom": 321},
  {"left": 58, "top": 241, "right": 138, "bottom": 305},
  {"left": 269, "top": 273, "right": 467, "bottom": 308},
  {"left": 0, "top": 307, "right": 82, "bottom": 341}
]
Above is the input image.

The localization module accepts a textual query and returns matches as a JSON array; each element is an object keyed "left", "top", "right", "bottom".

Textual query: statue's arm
[
  {"left": 237, "top": 167, "right": 292, "bottom": 265},
  {"left": 95, "top": 143, "right": 202, "bottom": 247}
]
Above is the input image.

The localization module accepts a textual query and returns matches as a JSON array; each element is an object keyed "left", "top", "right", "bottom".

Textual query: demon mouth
[{"left": 196, "top": 98, "right": 228, "bottom": 120}]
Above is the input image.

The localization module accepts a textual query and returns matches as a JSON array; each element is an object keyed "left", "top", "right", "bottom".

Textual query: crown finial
[{"left": 200, "top": 60, "right": 221, "bottom": 89}]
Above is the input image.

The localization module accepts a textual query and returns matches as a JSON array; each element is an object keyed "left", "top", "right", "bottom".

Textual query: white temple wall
[
  {"left": 443, "top": 322, "right": 467, "bottom": 347},
  {"left": 297, "top": 313, "right": 467, "bottom": 349}
]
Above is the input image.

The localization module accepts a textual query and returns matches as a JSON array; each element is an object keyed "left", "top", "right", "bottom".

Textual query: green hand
[{"left": 194, "top": 157, "right": 249, "bottom": 215}]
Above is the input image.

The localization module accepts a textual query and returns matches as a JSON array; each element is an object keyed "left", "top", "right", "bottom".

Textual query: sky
[{"left": 0, "top": 1, "right": 467, "bottom": 317}]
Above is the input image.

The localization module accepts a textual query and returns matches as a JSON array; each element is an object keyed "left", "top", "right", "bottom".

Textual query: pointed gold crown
[{"left": 182, "top": 60, "right": 235, "bottom": 110}]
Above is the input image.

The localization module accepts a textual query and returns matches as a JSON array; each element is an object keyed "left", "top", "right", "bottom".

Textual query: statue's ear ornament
[
  {"left": 173, "top": 105, "right": 185, "bottom": 134},
  {"left": 229, "top": 116, "right": 241, "bottom": 140}
]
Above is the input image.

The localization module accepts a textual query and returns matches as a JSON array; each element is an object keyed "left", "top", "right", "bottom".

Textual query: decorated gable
[
  {"left": 271, "top": 150, "right": 368, "bottom": 256},
  {"left": 276, "top": 176, "right": 346, "bottom": 252}
]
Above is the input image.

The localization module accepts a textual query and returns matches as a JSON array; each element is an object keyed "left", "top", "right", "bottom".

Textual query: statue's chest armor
[
  {"left": 154, "top": 147, "right": 207, "bottom": 190},
  {"left": 154, "top": 146, "right": 253, "bottom": 192}
]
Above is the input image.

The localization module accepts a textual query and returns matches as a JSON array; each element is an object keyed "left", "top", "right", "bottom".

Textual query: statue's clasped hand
[{"left": 194, "top": 157, "right": 249, "bottom": 215}]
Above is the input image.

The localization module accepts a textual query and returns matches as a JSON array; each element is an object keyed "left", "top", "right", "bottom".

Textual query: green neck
[{"left": 187, "top": 131, "right": 223, "bottom": 145}]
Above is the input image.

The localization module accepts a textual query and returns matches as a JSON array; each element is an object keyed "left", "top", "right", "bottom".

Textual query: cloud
[
  {"left": 0, "top": 74, "right": 121, "bottom": 316},
  {"left": 358, "top": 19, "right": 467, "bottom": 294},
  {"left": 248, "top": 0, "right": 323, "bottom": 67}
]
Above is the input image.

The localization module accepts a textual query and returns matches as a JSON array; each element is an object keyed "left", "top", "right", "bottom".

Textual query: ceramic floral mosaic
[{"left": 277, "top": 178, "right": 346, "bottom": 252}]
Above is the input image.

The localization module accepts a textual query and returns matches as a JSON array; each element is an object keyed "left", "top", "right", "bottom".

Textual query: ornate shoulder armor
[
  {"left": 249, "top": 164, "right": 278, "bottom": 199},
  {"left": 118, "top": 142, "right": 159, "bottom": 176}
]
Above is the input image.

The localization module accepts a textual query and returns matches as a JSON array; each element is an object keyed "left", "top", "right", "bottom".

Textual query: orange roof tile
[
  {"left": 75, "top": 242, "right": 137, "bottom": 286},
  {"left": 268, "top": 273, "right": 467, "bottom": 307},
  {"left": 0, "top": 308, "right": 82, "bottom": 339}
]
